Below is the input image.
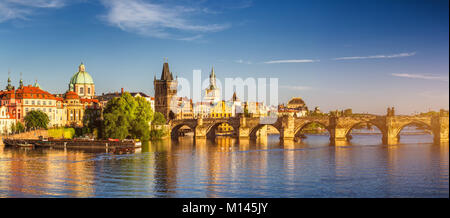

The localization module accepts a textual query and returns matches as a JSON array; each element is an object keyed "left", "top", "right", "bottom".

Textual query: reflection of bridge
[{"left": 170, "top": 113, "right": 449, "bottom": 145}]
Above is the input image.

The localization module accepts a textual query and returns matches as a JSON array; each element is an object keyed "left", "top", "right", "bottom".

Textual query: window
[
  {"left": 80, "top": 87, "right": 84, "bottom": 94},
  {"left": 25, "top": 100, "right": 28, "bottom": 105},
  {"left": 31, "top": 101, "right": 35, "bottom": 105},
  {"left": 88, "top": 87, "right": 91, "bottom": 94},
  {"left": 37, "top": 101, "right": 41, "bottom": 105},
  {"left": 43, "top": 101, "right": 46, "bottom": 105}
]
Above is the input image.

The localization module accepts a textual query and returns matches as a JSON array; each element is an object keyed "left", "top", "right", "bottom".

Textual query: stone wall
[{"left": 1, "top": 130, "right": 48, "bottom": 140}]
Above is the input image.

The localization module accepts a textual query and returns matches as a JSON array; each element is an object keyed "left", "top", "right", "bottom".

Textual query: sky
[{"left": 0, "top": 0, "right": 448, "bottom": 115}]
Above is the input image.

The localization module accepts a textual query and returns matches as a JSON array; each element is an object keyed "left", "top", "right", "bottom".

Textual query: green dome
[{"left": 69, "top": 63, "right": 94, "bottom": 90}]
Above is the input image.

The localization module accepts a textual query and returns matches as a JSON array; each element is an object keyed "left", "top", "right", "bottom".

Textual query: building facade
[
  {"left": 69, "top": 63, "right": 95, "bottom": 99},
  {"left": 154, "top": 62, "right": 178, "bottom": 121}
]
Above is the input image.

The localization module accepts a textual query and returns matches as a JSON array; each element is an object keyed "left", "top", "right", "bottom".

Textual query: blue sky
[{"left": 0, "top": 0, "right": 448, "bottom": 114}]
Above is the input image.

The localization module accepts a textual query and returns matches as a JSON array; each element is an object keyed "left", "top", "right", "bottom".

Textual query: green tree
[
  {"left": 16, "top": 122, "right": 25, "bottom": 133},
  {"left": 152, "top": 112, "right": 166, "bottom": 125},
  {"left": 10, "top": 123, "right": 16, "bottom": 134},
  {"left": 24, "top": 110, "right": 49, "bottom": 130},
  {"left": 102, "top": 92, "right": 154, "bottom": 140}
]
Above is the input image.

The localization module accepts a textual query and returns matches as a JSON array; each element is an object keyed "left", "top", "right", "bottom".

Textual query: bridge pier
[
  {"left": 280, "top": 115, "right": 295, "bottom": 140},
  {"left": 432, "top": 116, "right": 449, "bottom": 144}
]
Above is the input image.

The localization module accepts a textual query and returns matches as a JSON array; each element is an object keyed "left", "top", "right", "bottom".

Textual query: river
[{"left": 0, "top": 134, "right": 448, "bottom": 198}]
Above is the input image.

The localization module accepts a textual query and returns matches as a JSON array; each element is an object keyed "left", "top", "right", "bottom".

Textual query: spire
[
  {"left": 6, "top": 70, "right": 13, "bottom": 91},
  {"left": 160, "top": 61, "right": 174, "bottom": 81},
  {"left": 79, "top": 62, "right": 85, "bottom": 72},
  {"left": 34, "top": 79, "right": 40, "bottom": 88},
  {"left": 19, "top": 72, "right": 23, "bottom": 88},
  {"left": 209, "top": 66, "right": 217, "bottom": 89},
  {"left": 232, "top": 91, "right": 239, "bottom": 102},
  {"left": 211, "top": 66, "right": 215, "bottom": 78}
]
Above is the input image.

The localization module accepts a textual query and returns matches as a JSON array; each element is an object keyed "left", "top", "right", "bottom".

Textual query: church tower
[{"left": 154, "top": 61, "right": 178, "bottom": 121}]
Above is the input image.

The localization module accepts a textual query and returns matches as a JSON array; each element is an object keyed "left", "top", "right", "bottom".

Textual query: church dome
[{"left": 69, "top": 63, "right": 94, "bottom": 90}]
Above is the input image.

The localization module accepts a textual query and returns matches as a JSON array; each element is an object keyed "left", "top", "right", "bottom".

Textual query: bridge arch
[
  {"left": 394, "top": 120, "right": 434, "bottom": 142},
  {"left": 344, "top": 121, "right": 386, "bottom": 142},
  {"left": 294, "top": 121, "right": 331, "bottom": 137},
  {"left": 171, "top": 123, "right": 196, "bottom": 138},
  {"left": 204, "top": 121, "right": 239, "bottom": 139},
  {"left": 249, "top": 124, "right": 282, "bottom": 140}
]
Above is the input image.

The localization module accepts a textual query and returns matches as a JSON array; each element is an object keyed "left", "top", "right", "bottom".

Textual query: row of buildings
[
  {"left": 1, "top": 61, "right": 313, "bottom": 135},
  {"left": 0, "top": 63, "right": 101, "bottom": 134}
]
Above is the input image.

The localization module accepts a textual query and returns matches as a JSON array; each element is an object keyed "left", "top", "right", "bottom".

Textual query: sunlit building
[{"left": 68, "top": 63, "right": 95, "bottom": 99}]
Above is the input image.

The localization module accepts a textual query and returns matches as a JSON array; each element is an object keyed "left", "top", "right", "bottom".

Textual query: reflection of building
[
  {"left": 68, "top": 63, "right": 95, "bottom": 99},
  {"left": 154, "top": 62, "right": 178, "bottom": 121},
  {"left": 278, "top": 97, "right": 308, "bottom": 117}
]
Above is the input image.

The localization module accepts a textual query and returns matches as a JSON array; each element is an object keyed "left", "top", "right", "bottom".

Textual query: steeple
[
  {"left": 79, "top": 62, "right": 85, "bottom": 72},
  {"left": 34, "top": 79, "right": 40, "bottom": 88},
  {"left": 209, "top": 66, "right": 217, "bottom": 89},
  {"left": 160, "top": 61, "right": 174, "bottom": 81},
  {"left": 19, "top": 72, "right": 23, "bottom": 88},
  {"left": 6, "top": 70, "right": 14, "bottom": 91}
]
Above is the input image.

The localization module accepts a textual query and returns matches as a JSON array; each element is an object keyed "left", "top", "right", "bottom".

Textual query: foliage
[
  {"left": 48, "top": 128, "right": 76, "bottom": 139},
  {"left": 102, "top": 92, "right": 154, "bottom": 140},
  {"left": 150, "top": 126, "right": 168, "bottom": 140},
  {"left": 16, "top": 122, "right": 25, "bottom": 132},
  {"left": 10, "top": 123, "right": 16, "bottom": 134},
  {"left": 24, "top": 110, "right": 50, "bottom": 130},
  {"left": 152, "top": 112, "right": 166, "bottom": 125}
]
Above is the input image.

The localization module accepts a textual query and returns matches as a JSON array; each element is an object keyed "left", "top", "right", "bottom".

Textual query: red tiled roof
[
  {"left": 81, "top": 98, "right": 99, "bottom": 103},
  {"left": 1, "top": 86, "right": 57, "bottom": 100},
  {"left": 64, "top": 91, "right": 80, "bottom": 99}
]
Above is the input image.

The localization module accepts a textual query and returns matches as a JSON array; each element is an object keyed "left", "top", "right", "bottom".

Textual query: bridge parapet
[{"left": 169, "top": 113, "right": 449, "bottom": 145}]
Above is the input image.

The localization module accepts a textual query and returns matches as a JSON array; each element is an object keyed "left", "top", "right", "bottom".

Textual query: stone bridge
[{"left": 169, "top": 113, "right": 449, "bottom": 145}]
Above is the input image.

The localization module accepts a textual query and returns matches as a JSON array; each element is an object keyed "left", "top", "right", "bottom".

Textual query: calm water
[{"left": 0, "top": 134, "right": 448, "bottom": 198}]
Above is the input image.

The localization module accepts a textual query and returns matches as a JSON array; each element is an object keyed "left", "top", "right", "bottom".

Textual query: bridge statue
[{"left": 169, "top": 108, "right": 449, "bottom": 146}]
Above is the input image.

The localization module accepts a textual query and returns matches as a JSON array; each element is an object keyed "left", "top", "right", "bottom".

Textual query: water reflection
[{"left": 0, "top": 134, "right": 448, "bottom": 198}]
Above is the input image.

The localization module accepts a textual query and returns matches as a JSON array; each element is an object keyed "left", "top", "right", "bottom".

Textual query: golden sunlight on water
[{"left": 0, "top": 134, "right": 448, "bottom": 198}]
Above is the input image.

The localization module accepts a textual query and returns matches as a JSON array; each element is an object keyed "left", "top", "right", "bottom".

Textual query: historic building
[
  {"left": 154, "top": 62, "right": 178, "bottom": 121},
  {"left": 69, "top": 62, "right": 95, "bottom": 99},
  {"left": 0, "top": 77, "right": 59, "bottom": 127},
  {"left": 204, "top": 67, "right": 220, "bottom": 103},
  {"left": 278, "top": 97, "right": 308, "bottom": 117},
  {"left": 175, "top": 97, "right": 194, "bottom": 120},
  {"left": 0, "top": 106, "right": 16, "bottom": 134}
]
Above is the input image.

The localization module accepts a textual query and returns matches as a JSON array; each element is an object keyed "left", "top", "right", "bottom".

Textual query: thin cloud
[
  {"left": 0, "top": 0, "right": 67, "bottom": 22},
  {"left": 280, "top": 85, "right": 312, "bottom": 91},
  {"left": 235, "top": 59, "right": 252, "bottom": 64},
  {"left": 334, "top": 52, "right": 416, "bottom": 61},
  {"left": 99, "top": 0, "right": 231, "bottom": 40},
  {"left": 264, "top": 59, "right": 319, "bottom": 64},
  {"left": 391, "top": 73, "right": 449, "bottom": 81}
]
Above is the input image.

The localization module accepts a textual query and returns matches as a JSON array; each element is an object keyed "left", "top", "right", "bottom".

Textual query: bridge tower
[{"left": 154, "top": 61, "right": 178, "bottom": 121}]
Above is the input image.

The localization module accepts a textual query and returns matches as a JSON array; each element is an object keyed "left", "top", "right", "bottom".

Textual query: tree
[
  {"left": 152, "top": 112, "right": 166, "bottom": 125},
  {"left": 24, "top": 110, "right": 49, "bottom": 130},
  {"left": 16, "top": 122, "right": 25, "bottom": 133},
  {"left": 10, "top": 123, "right": 16, "bottom": 134},
  {"left": 150, "top": 112, "right": 167, "bottom": 140},
  {"left": 102, "top": 92, "right": 154, "bottom": 140}
]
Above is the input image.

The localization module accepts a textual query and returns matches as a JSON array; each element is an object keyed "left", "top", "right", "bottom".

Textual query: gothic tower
[{"left": 154, "top": 61, "right": 178, "bottom": 121}]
